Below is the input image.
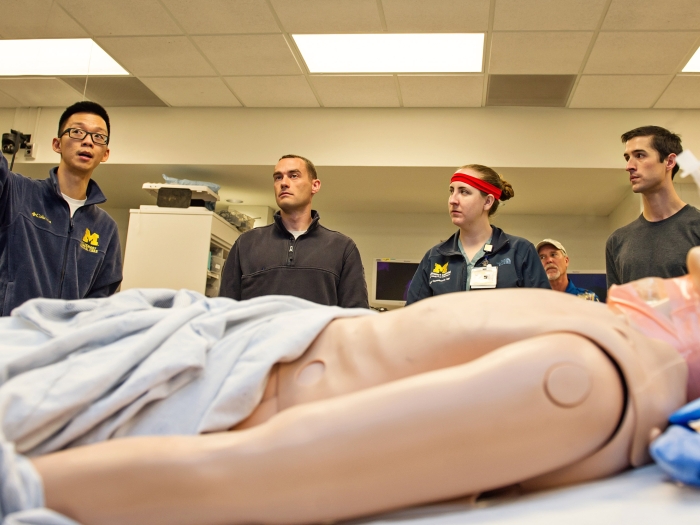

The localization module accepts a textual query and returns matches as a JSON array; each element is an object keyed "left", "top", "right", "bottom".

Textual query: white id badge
[{"left": 470, "top": 265, "right": 498, "bottom": 289}]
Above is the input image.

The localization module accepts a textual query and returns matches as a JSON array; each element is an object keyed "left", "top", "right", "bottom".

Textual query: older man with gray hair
[{"left": 537, "top": 239, "right": 599, "bottom": 301}]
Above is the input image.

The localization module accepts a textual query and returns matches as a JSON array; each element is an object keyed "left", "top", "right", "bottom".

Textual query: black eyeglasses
[{"left": 60, "top": 128, "right": 109, "bottom": 146}]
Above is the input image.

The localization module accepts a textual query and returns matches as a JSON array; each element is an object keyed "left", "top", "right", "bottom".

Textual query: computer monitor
[
  {"left": 371, "top": 258, "right": 420, "bottom": 308},
  {"left": 568, "top": 272, "right": 608, "bottom": 303}
]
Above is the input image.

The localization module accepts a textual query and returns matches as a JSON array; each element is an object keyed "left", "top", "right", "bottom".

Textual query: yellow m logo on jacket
[
  {"left": 432, "top": 262, "right": 448, "bottom": 274},
  {"left": 82, "top": 229, "right": 99, "bottom": 247}
]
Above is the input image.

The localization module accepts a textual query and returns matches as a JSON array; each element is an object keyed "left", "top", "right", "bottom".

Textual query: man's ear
[
  {"left": 311, "top": 178, "right": 321, "bottom": 195},
  {"left": 52, "top": 137, "right": 61, "bottom": 155},
  {"left": 100, "top": 147, "right": 110, "bottom": 163},
  {"left": 666, "top": 153, "right": 677, "bottom": 172}
]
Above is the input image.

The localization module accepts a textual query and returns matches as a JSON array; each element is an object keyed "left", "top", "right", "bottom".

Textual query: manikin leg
[{"left": 33, "top": 333, "right": 624, "bottom": 525}]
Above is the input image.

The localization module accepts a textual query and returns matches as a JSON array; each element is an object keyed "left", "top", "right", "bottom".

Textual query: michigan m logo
[
  {"left": 82, "top": 229, "right": 99, "bottom": 247},
  {"left": 432, "top": 262, "right": 448, "bottom": 274}
]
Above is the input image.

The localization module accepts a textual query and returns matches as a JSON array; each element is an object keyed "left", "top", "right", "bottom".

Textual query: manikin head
[
  {"left": 621, "top": 126, "right": 682, "bottom": 194},
  {"left": 52, "top": 101, "right": 111, "bottom": 176},
  {"left": 537, "top": 239, "right": 569, "bottom": 284},
  {"left": 608, "top": 247, "right": 700, "bottom": 402},
  {"left": 448, "top": 164, "right": 514, "bottom": 229},
  {"left": 273, "top": 155, "right": 321, "bottom": 214}
]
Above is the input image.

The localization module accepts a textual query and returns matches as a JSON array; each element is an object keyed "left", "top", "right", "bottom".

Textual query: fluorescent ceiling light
[
  {"left": 682, "top": 46, "right": 700, "bottom": 72},
  {"left": 293, "top": 33, "right": 484, "bottom": 73},
  {"left": 0, "top": 39, "right": 128, "bottom": 76}
]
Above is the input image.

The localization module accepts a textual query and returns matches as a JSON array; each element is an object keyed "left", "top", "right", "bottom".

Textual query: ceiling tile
[
  {"left": 60, "top": 77, "right": 166, "bottom": 107},
  {"left": 140, "top": 77, "right": 241, "bottom": 107},
  {"left": 398, "top": 76, "right": 483, "bottom": 107},
  {"left": 382, "top": 0, "right": 489, "bottom": 32},
  {"left": 569, "top": 75, "right": 672, "bottom": 108},
  {"left": 0, "top": 78, "right": 82, "bottom": 107},
  {"left": 0, "top": 90, "right": 21, "bottom": 108},
  {"left": 0, "top": 0, "right": 88, "bottom": 38},
  {"left": 584, "top": 32, "right": 699, "bottom": 74},
  {"left": 311, "top": 76, "right": 399, "bottom": 107},
  {"left": 225, "top": 76, "right": 319, "bottom": 107},
  {"left": 193, "top": 35, "right": 300, "bottom": 76},
  {"left": 655, "top": 76, "right": 700, "bottom": 108},
  {"left": 270, "top": 0, "right": 382, "bottom": 33},
  {"left": 490, "top": 32, "right": 592, "bottom": 74},
  {"left": 96, "top": 37, "right": 216, "bottom": 77},
  {"left": 160, "top": 0, "right": 279, "bottom": 34},
  {"left": 494, "top": 0, "right": 608, "bottom": 30},
  {"left": 486, "top": 75, "right": 576, "bottom": 106},
  {"left": 603, "top": 0, "right": 700, "bottom": 31},
  {"left": 59, "top": 0, "right": 182, "bottom": 36}
]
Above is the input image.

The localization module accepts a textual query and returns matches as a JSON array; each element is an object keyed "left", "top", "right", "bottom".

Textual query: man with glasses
[
  {"left": 0, "top": 101, "right": 122, "bottom": 315},
  {"left": 537, "top": 239, "right": 599, "bottom": 301}
]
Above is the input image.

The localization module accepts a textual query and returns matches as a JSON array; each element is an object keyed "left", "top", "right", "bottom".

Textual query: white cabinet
[{"left": 121, "top": 206, "right": 240, "bottom": 296}]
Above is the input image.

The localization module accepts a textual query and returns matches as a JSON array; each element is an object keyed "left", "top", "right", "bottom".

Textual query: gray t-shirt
[{"left": 605, "top": 204, "right": 700, "bottom": 287}]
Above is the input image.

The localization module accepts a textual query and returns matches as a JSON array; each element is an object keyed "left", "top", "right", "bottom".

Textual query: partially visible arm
[
  {"left": 219, "top": 240, "right": 243, "bottom": 300},
  {"left": 405, "top": 252, "right": 432, "bottom": 305},
  {"left": 605, "top": 236, "right": 620, "bottom": 288},
  {"left": 86, "top": 228, "right": 123, "bottom": 298},
  {"left": 0, "top": 153, "right": 15, "bottom": 227},
  {"left": 521, "top": 242, "right": 551, "bottom": 289},
  {"left": 337, "top": 242, "right": 369, "bottom": 308}
]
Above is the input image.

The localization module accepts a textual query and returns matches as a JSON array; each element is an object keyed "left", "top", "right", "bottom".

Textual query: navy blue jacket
[
  {"left": 0, "top": 154, "right": 122, "bottom": 315},
  {"left": 406, "top": 226, "right": 550, "bottom": 305}
]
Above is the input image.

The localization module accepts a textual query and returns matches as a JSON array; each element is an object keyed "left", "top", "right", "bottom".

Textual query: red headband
[{"left": 451, "top": 172, "right": 502, "bottom": 200}]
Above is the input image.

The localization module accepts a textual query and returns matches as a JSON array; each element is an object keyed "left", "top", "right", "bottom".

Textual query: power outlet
[{"left": 24, "top": 143, "right": 36, "bottom": 160}]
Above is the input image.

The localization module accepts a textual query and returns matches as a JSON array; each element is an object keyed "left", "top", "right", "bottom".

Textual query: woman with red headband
[{"left": 406, "top": 164, "right": 550, "bottom": 304}]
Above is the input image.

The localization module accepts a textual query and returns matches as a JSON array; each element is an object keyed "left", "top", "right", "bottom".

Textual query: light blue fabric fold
[{"left": 0, "top": 289, "right": 372, "bottom": 523}]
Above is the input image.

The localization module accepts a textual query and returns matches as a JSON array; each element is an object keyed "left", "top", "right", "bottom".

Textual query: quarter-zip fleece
[
  {"left": 406, "top": 225, "right": 550, "bottom": 305},
  {"left": 0, "top": 154, "right": 122, "bottom": 315},
  {"left": 220, "top": 210, "right": 368, "bottom": 308}
]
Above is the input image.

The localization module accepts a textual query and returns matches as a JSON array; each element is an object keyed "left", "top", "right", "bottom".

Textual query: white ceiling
[
  {"left": 0, "top": 0, "right": 699, "bottom": 109},
  {"left": 3, "top": 1, "right": 699, "bottom": 218}
]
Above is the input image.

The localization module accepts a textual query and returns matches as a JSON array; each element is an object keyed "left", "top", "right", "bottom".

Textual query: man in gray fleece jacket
[{"left": 220, "top": 155, "right": 368, "bottom": 308}]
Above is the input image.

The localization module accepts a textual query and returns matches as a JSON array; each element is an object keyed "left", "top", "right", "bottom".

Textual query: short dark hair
[
  {"left": 279, "top": 154, "right": 317, "bottom": 180},
  {"left": 621, "top": 125, "right": 682, "bottom": 178},
  {"left": 58, "top": 101, "right": 111, "bottom": 136}
]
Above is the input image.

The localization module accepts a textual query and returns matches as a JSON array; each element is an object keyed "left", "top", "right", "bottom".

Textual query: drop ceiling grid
[
  {"left": 0, "top": 1, "right": 699, "bottom": 108},
  {"left": 0, "top": 89, "right": 21, "bottom": 108},
  {"left": 0, "top": 78, "right": 83, "bottom": 107},
  {"left": 0, "top": 0, "right": 87, "bottom": 39}
]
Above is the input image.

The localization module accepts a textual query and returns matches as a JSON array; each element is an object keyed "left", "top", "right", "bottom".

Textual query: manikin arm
[{"left": 33, "top": 332, "right": 623, "bottom": 525}]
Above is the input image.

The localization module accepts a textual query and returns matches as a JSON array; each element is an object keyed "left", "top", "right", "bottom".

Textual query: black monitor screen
[
  {"left": 375, "top": 261, "right": 420, "bottom": 302},
  {"left": 569, "top": 273, "right": 608, "bottom": 303}
]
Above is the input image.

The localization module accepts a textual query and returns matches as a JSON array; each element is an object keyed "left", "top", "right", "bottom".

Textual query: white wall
[
  {"left": 99, "top": 207, "right": 130, "bottom": 263},
  {"left": 608, "top": 191, "right": 642, "bottom": 234},
  {"left": 7, "top": 106, "right": 700, "bottom": 170},
  {"left": 676, "top": 181, "right": 700, "bottom": 210}
]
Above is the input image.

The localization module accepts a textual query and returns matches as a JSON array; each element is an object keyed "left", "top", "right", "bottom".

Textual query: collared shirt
[
  {"left": 565, "top": 278, "right": 600, "bottom": 302},
  {"left": 458, "top": 236, "right": 492, "bottom": 291}
]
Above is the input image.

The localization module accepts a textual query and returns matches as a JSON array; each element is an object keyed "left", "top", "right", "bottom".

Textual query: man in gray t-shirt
[{"left": 606, "top": 125, "right": 700, "bottom": 287}]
